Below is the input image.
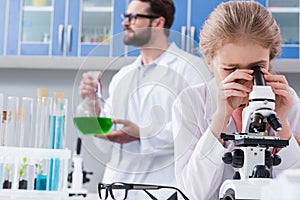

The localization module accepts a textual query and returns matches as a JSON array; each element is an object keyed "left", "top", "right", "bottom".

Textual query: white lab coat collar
[{"left": 132, "top": 42, "right": 179, "bottom": 69}]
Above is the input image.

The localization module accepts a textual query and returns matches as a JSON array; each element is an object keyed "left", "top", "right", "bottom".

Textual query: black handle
[{"left": 220, "top": 133, "right": 235, "bottom": 141}]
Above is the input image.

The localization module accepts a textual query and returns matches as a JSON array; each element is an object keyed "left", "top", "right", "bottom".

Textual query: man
[{"left": 79, "top": 0, "right": 211, "bottom": 198}]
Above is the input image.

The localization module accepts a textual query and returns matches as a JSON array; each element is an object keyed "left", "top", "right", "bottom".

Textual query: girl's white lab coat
[{"left": 172, "top": 79, "right": 300, "bottom": 200}]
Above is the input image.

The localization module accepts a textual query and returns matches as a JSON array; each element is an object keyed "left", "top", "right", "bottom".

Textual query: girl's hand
[
  {"left": 261, "top": 68, "right": 292, "bottom": 140},
  {"left": 261, "top": 68, "right": 293, "bottom": 121},
  {"left": 216, "top": 69, "right": 253, "bottom": 118},
  {"left": 210, "top": 69, "right": 253, "bottom": 139}
]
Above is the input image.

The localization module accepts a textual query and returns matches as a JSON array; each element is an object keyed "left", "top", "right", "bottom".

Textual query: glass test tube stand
[{"left": 0, "top": 146, "right": 70, "bottom": 200}]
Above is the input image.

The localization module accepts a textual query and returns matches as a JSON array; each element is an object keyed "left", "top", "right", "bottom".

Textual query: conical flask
[{"left": 73, "top": 72, "right": 113, "bottom": 135}]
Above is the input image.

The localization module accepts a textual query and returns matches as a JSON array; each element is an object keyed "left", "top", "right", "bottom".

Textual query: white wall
[{"left": 283, "top": 73, "right": 300, "bottom": 95}]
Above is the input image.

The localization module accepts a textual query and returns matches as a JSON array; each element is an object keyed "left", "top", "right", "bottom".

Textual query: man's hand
[
  {"left": 78, "top": 71, "right": 102, "bottom": 99},
  {"left": 78, "top": 71, "right": 102, "bottom": 116},
  {"left": 96, "top": 119, "right": 140, "bottom": 144}
]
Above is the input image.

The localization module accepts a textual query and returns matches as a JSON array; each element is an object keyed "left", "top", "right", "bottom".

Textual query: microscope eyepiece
[{"left": 252, "top": 66, "right": 265, "bottom": 86}]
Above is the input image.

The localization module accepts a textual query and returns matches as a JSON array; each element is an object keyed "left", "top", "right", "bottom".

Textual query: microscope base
[{"left": 219, "top": 178, "right": 272, "bottom": 200}]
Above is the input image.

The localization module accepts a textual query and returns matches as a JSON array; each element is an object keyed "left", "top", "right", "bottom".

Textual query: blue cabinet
[
  {"left": 169, "top": 0, "right": 193, "bottom": 53},
  {"left": 170, "top": 0, "right": 228, "bottom": 55},
  {"left": 169, "top": 0, "right": 188, "bottom": 50},
  {"left": 256, "top": 0, "right": 266, "bottom": 6},
  {"left": 52, "top": 0, "right": 80, "bottom": 57},
  {"left": 81, "top": 0, "right": 126, "bottom": 57},
  {"left": 0, "top": 0, "right": 7, "bottom": 55},
  {"left": 170, "top": 0, "right": 299, "bottom": 60},
  {"left": 111, "top": 0, "right": 126, "bottom": 57},
  {"left": 3, "top": 0, "right": 124, "bottom": 57},
  {"left": 190, "top": 0, "right": 228, "bottom": 55},
  {"left": 7, "top": 0, "right": 60, "bottom": 56},
  {"left": 51, "top": 0, "right": 68, "bottom": 56},
  {"left": 5, "top": 0, "right": 77, "bottom": 56},
  {"left": 266, "top": 0, "right": 300, "bottom": 59},
  {"left": 1, "top": 0, "right": 299, "bottom": 60},
  {"left": 6, "top": 0, "right": 21, "bottom": 55}
]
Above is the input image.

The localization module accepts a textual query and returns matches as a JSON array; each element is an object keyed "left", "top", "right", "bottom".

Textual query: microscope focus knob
[
  {"left": 272, "top": 154, "right": 281, "bottom": 166},
  {"left": 231, "top": 149, "right": 244, "bottom": 168},
  {"left": 222, "top": 149, "right": 244, "bottom": 168},
  {"left": 265, "top": 151, "right": 282, "bottom": 167},
  {"left": 222, "top": 152, "right": 233, "bottom": 164},
  {"left": 265, "top": 150, "right": 273, "bottom": 168}
]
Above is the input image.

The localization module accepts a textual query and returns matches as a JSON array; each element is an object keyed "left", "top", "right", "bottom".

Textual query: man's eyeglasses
[
  {"left": 98, "top": 182, "right": 189, "bottom": 200},
  {"left": 121, "top": 13, "right": 160, "bottom": 25}
]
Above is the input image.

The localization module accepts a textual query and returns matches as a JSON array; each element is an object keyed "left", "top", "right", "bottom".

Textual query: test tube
[
  {"left": 34, "top": 88, "right": 52, "bottom": 148},
  {"left": 0, "top": 93, "right": 3, "bottom": 145},
  {"left": 0, "top": 93, "right": 3, "bottom": 133},
  {"left": 0, "top": 94, "right": 3, "bottom": 190},
  {"left": 18, "top": 97, "right": 34, "bottom": 147},
  {"left": 16, "top": 107, "right": 23, "bottom": 147},
  {"left": 53, "top": 92, "right": 67, "bottom": 150},
  {"left": 0, "top": 111, "right": 6, "bottom": 146},
  {"left": 5, "top": 96, "right": 19, "bottom": 147},
  {"left": 34, "top": 88, "right": 52, "bottom": 191},
  {"left": 49, "top": 91, "right": 67, "bottom": 191}
]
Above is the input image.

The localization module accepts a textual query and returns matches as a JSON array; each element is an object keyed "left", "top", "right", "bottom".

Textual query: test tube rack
[{"left": 0, "top": 146, "right": 70, "bottom": 200}]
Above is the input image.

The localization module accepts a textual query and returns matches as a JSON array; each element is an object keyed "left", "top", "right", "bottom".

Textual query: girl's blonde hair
[{"left": 200, "top": 1, "right": 281, "bottom": 64}]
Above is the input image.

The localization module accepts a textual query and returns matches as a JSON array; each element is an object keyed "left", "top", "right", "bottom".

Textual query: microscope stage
[{"left": 234, "top": 137, "right": 289, "bottom": 148}]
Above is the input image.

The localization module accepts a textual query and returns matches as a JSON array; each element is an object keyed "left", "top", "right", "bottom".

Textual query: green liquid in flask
[{"left": 73, "top": 117, "right": 113, "bottom": 135}]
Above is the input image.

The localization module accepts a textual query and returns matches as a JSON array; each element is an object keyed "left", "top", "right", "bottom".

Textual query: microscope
[
  {"left": 68, "top": 138, "right": 93, "bottom": 198},
  {"left": 219, "top": 66, "right": 289, "bottom": 200}
]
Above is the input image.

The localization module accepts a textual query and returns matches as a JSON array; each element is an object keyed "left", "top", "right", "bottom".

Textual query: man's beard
[{"left": 123, "top": 26, "right": 152, "bottom": 47}]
